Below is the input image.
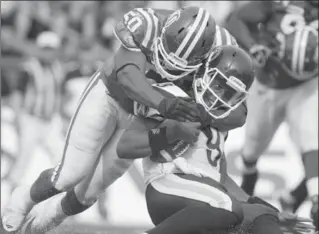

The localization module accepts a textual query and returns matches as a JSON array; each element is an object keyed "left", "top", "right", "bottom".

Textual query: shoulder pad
[
  {"left": 114, "top": 8, "right": 159, "bottom": 51},
  {"left": 215, "top": 25, "right": 238, "bottom": 47}
]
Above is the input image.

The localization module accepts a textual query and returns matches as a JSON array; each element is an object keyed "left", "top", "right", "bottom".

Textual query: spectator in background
[
  {"left": 8, "top": 31, "right": 65, "bottom": 190},
  {"left": 147, "top": 1, "right": 178, "bottom": 10}
]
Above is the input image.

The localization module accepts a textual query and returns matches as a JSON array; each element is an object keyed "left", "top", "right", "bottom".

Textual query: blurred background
[{"left": 1, "top": 1, "right": 309, "bottom": 233}]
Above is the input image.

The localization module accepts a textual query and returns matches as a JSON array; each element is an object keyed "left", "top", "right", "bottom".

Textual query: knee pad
[
  {"left": 30, "top": 168, "right": 62, "bottom": 203},
  {"left": 61, "top": 189, "right": 95, "bottom": 216}
]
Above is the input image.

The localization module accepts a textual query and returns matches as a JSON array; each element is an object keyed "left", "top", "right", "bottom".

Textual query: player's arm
[
  {"left": 117, "top": 117, "right": 200, "bottom": 160},
  {"left": 115, "top": 46, "right": 165, "bottom": 110},
  {"left": 225, "top": 1, "right": 273, "bottom": 50}
]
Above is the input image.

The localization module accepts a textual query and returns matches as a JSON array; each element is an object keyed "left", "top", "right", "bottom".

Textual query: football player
[
  {"left": 1, "top": 6, "right": 217, "bottom": 232},
  {"left": 12, "top": 27, "right": 247, "bottom": 234},
  {"left": 225, "top": 0, "right": 318, "bottom": 229},
  {"left": 117, "top": 45, "right": 315, "bottom": 234}
]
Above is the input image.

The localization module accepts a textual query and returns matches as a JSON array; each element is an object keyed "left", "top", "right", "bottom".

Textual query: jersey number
[
  {"left": 200, "top": 128, "right": 223, "bottom": 168},
  {"left": 280, "top": 13, "right": 305, "bottom": 35},
  {"left": 124, "top": 11, "right": 142, "bottom": 33}
]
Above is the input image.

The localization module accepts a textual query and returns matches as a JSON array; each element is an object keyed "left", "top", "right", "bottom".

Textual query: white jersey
[
  {"left": 143, "top": 128, "right": 228, "bottom": 185},
  {"left": 136, "top": 82, "right": 228, "bottom": 185}
]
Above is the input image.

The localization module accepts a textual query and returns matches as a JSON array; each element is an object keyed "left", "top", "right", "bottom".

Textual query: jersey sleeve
[
  {"left": 214, "top": 25, "right": 238, "bottom": 47},
  {"left": 113, "top": 8, "right": 159, "bottom": 51}
]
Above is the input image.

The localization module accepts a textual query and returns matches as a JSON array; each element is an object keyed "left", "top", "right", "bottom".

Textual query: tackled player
[{"left": 117, "top": 45, "right": 316, "bottom": 234}]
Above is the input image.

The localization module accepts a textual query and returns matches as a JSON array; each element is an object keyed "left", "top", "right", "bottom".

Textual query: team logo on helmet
[{"left": 165, "top": 10, "right": 181, "bottom": 28}]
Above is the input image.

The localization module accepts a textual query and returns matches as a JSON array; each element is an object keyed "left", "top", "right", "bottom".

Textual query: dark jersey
[
  {"left": 101, "top": 8, "right": 237, "bottom": 114},
  {"left": 232, "top": 1, "right": 318, "bottom": 89}
]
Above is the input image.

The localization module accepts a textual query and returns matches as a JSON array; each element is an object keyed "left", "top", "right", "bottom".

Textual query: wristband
[{"left": 148, "top": 127, "right": 170, "bottom": 153}]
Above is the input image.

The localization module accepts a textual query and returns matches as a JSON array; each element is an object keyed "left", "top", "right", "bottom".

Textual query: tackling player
[
  {"left": 225, "top": 0, "right": 318, "bottom": 229},
  {"left": 2, "top": 6, "right": 217, "bottom": 232},
  {"left": 117, "top": 45, "right": 315, "bottom": 234},
  {"left": 11, "top": 24, "right": 249, "bottom": 234}
]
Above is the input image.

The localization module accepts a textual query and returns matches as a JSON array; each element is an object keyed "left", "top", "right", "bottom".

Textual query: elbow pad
[{"left": 116, "top": 63, "right": 140, "bottom": 75}]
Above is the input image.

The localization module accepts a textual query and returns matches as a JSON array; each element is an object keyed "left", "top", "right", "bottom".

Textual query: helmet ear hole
[{"left": 178, "top": 28, "right": 185, "bottom": 34}]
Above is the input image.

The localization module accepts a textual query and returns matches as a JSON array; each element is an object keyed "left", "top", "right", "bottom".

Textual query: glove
[
  {"left": 158, "top": 97, "right": 200, "bottom": 122},
  {"left": 278, "top": 212, "right": 316, "bottom": 234},
  {"left": 165, "top": 120, "right": 201, "bottom": 143},
  {"left": 249, "top": 44, "right": 272, "bottom": 68}
]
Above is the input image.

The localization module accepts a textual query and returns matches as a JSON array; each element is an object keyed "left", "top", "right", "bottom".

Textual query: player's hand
[
  {"left": 165, "top": 120, "right": 201, "bottom": 143},
  {"left": 278, "top": 212, "right": 316, "bottom": 234},
  {"left": 249, "top": 44, "right": 272, "bottom": 68},
  {"left": 158, "top": 97, "right": 200, "bottom": 122}
]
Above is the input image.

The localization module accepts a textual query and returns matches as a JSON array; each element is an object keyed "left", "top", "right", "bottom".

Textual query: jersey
[
  {"left": 133, "top": 82, "right": 228, "bottom": 185},
  {"left": 114, "top": 8, "right": 172, "bottom": 64},
  {"left": 103, "top": 8, "right": 237, "bottom": 114},
  {"left": 253, "top": 1, "right": 318, "bottom": 89}
]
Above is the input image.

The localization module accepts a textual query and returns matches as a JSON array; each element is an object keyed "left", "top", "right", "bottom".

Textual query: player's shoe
[
  {"left": 17, "top": 193, "right": 67, "bottom": 234},
  {"left": 241, "top": 171, "right": 259, "bottom": 196},
  {"left": 278, "top": 190, "right": 307, "bottom": 214},
  {"left": 2, "top": 185, "right": 36, "bottom": 232}
]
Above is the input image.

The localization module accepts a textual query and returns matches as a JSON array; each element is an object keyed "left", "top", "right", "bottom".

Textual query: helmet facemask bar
[
  {"left": 193, "top": 67, "right": 249, "bottom": 119},
  {"left": 153, "top": 36, "right": 202, "bottom": 81}
]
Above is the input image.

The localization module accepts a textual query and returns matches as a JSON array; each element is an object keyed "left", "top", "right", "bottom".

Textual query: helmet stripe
[
  {"left": 175, "top": 8, "right": 205, "bottom": 57},
  {"left": 298, "top": 27, "right": 309, "bottom": 74},
  {"left": 148, "top": 9, "right": 159, "bottom": 42},
  {"left": 224, "top": 28, "right": 232, "bottom": 46},
  {"left": 214, "top": 25, "right": 222, "bottom": 47},
  {"left": 292, "top": 27, "right": 303, "bottom": 73},
  {"left": 182, "top": 10, "right": 210, "bottom": 60},
  {"left": 136, "top": 8, "right": 155, "bottom": 48}
]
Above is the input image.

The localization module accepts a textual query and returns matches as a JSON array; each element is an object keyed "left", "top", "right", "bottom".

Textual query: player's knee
[
  {"left": 61, "top": 188, "right": 95, "bottom": 216},
  {"left": 102, "top": 158, "right": 131, "bottom": 188},
  {"left": 54, "top": 169, "right": 85, "bottom": 191}
]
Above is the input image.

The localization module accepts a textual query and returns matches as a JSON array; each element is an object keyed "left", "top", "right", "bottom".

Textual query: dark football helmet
[
  {"left": 153, "top": 6, "right": 216, "bottom": 81},
  {"left": 193, "top": 45, "right": 255, "bottom": 119},
  {"left": 274, "top": 25, "right": 318, "bottom": 80}
]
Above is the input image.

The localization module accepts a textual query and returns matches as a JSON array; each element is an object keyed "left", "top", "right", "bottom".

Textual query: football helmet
[
  {"left": 153, "top": 6, "right": 216, "bottom": 81},
  {"left": 193, "top": 45, "right": 255, "bottom": 119},
  {"left": 275, "top": 25, "right": 318, "bottom": 80}
]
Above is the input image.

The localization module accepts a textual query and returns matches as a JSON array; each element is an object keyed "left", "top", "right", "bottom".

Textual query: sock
[
  {"left": 61, "top": 189, "right": 94, "bottom": 216},
  {"left": 251, "top": 214, "right": 283, "bottom": 234},
  {"left": 241, "top": 155, "right": 258, "bottom": 175},
  {"left": 146, "top": 206, "right": 239, "bottom": 234},
  {"left": 290, "top": 178, "right": 308, "bottom": 212},
  {"left": 30, "top": 168, "right": 62, "bottom": 203}
]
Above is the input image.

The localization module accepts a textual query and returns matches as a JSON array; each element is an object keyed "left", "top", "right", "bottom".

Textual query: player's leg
[
  {"left": 2, "top": 75, "right": 118, "bottom": 232},
  {"left": 240, "top": 79, "right": 285, "bottom": 195},
  {"left": 60, "top": 129, "right": 134, "bottom": 217},
  {"left": 144, "top": 173, "right": 243, "bottom": 234},
  {"left": 287, "top": 78, "right": 318, "bottom": 230},
  {"left": 18, "top": 115, "right": 134, "bottom": 233},
  {"left": 278, "top": 178, "right": 308, "bottom": 213}
]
